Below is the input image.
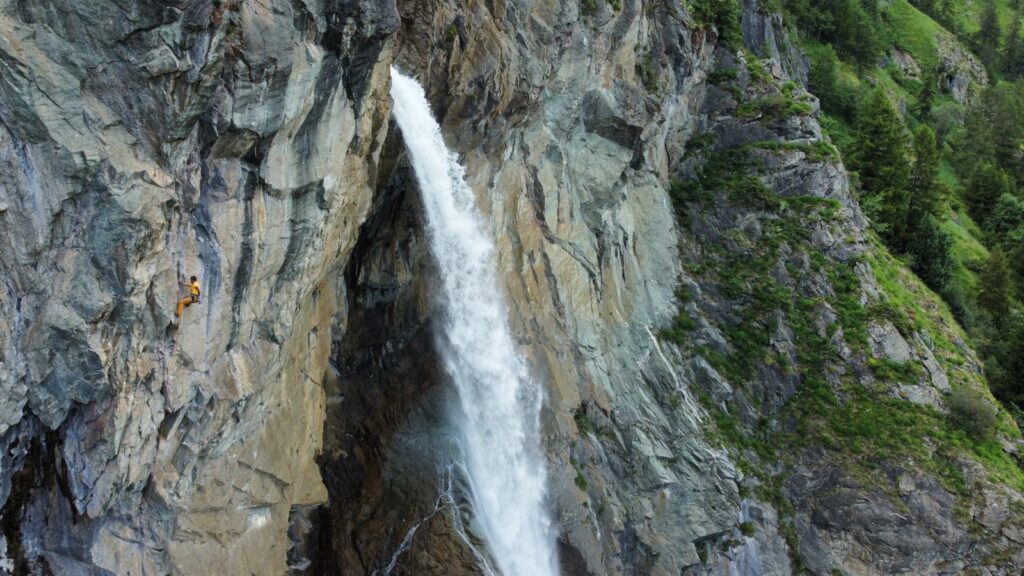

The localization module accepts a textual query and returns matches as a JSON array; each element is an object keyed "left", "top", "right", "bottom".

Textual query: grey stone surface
[{"left": 0, "top": 0, "right": 397, "bottom": 573}]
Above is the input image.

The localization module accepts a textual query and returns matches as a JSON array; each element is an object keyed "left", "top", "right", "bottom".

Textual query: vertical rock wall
[{"left": 0, "top": 1, "right": 398, "bottom": 573}]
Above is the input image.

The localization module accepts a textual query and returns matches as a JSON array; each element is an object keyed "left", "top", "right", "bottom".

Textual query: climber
[{"left": 175, "top": 275, "right": 201, "bottom": 318}]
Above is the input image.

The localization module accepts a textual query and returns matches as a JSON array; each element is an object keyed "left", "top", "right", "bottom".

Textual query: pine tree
[
  {"left": 851, "top": 88, "right": 912, "bottom": 249},
  {"left": 967, "top": 163, "right": 1013, "bottom": 227},
  {"left": 988, "top": 193, "right": 1024, "bottom": 241},
  {"left": 1006, "top": 13, "right": 1024, "bottom": 79},
  {"left": 962, "top": 84, "right": 1024, "bottom": 182},
  {"left": 841, "top": 0, "right": 884, "bottom": 67},
  {"left": 690, "top": 0, "right": 742, "bottom": 47},
  {"left": 979, "top": 250, "right": 1014, "bottom": 324},
  {"left": 1009, "top": 227, "right": 1024, "bottom": 298},
  {"left": 904, "top": 125, "right": 952, "bottom": 288},
  {"left": 914, "top": 73, "right": 938, "bottom": 118},
  {"left": 788, "top": 0, "right": 883, "bottom": 67},
  {"left": 909, "top": 216, "right": 954, "bottom": 290},
  {"left": 809, "top": 45, "right": 857, "bottom": 119},
  {"left": 996, "top": 312, "right": 1024, "bottom": 404},
  {"left": 937, "top": 0, "right": 962, "bottom": 34},
  {"left": 976, "top": 0, "right": 1003, "bottom": 75},
  {"left": 914, "top": 0, "right": 935, "bottom": 14},
  {"left": 908, "top": 125, "right": 946, "bottom": 223},
  {"left": 979, "top": 0, "right": 1002, "bottom": 41}
]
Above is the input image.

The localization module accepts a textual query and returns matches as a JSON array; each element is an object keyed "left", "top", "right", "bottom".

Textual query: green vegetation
[
  {"left": 850, "top": 88, "right": 913, "bottom": 247},
  {"left": 709, "top": 67, "right": 739, "bottom": 85},
  {"left": 668, "top": 392, "right": 684, "bottom": 410},
  {"left": 571, "top": 457, "right": 589, "bottom": 490},
  {"left": 637, "top": 54, "right": 658, "bottom": 92},
  {"left": 739, "top": 521, "right": 758, "bottom": 537},
  {"left": 949, "top": 386, "right": 1000, "bottom": 440},
  {"left": 735, "top": 92, "right": 814, "bottom": 122},
  {"left": 574, "top": 408, "right": 595, "bottom": 435},
  {"left": 779, "top": 0, "right": 886, "bottom": 67},
  {"left": 775, "top": 0, "right": 1024, "bottom": 415},
  {"left": 672, "top": 128, "right": 1024, "bottom": 506},
  {"left": 662, "top": 0, "right": 1024, "bottom": 541},
  {"left": 750, "top": 140, "right": 838, "bottom": 162},
  {"left": 686, "top": 0, "right": 742, "bottom": 47},
  {"left": 684, "top": 131, "right": 719, "bottom": 156}
]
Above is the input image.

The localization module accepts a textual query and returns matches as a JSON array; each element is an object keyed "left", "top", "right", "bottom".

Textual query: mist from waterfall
[{"left": 388, "top": 68, "right": 558, "bottom": 576}]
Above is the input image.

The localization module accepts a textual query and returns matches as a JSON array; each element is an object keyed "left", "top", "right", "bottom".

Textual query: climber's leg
[{"left": 176, "top": 297, "right": 192, "bottom": 317}]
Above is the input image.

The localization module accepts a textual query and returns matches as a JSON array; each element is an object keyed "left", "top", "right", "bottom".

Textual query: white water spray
[{"left": 389, "top": 68, "right": 558, "bottom": 576}]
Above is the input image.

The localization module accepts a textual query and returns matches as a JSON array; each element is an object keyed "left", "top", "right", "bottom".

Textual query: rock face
[
  {"left": 936, "top": 34, "right": 988, "bottom": 103},
  {"left": 0, "top": 1, "right": 1022, "bottom": 575},
  {"left": 0, "top": 1, "right": 397, "bottom": 573}
]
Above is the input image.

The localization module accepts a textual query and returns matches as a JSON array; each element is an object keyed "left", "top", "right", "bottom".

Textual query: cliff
[{"left": 0, "top": 0, "right": 1021, "bottom": 575}]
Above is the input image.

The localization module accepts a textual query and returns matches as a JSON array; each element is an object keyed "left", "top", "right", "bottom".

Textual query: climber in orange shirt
[{"left": 176, "top": 275, "right": 201, "bottom": 318}]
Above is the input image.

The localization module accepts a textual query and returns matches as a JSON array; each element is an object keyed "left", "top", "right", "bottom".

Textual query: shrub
[
  {"left": 966, "top": 163, "right": 1013, "bottom": 228},
  {"left": 574, "top": 408, "right": 595, "bottom": 435},
  {"left": 685, "top": 131, "right": 719, "bottom": 156},
  {"left": 947, "top": 387, "right": 998, "bottom": 441},
  {"left": 688, "top": 0, "right": 742, "bottom": 47},
  {"left": 637, "top": 55, "right": 658, "bottom": 92},
  {"left": 709, "top": 67, "right": 739, "bottom": 84},
  {"left": 735, "top": 93, "right": 813, "bottom": 122}
]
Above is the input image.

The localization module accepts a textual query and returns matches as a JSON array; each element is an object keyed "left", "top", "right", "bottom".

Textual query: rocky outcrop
[
  {"left": 1, "top": 0, "right": 1022, "bottom": 575},
  {"left": 936, "top": 34, "right": 988, "bottom": 103}
]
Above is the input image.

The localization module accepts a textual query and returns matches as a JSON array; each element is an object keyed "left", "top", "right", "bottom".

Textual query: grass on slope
[
  {"left": 957, "top": 0, "right": 1018, "bottom": 36},
  {"left": 885, "top": 0, "right": 946, "bottom": 73},
  {"left": 944, "top": 206, "right": 989, "bottom": 287}
]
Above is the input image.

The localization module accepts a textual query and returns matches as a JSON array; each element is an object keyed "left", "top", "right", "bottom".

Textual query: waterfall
[{"left": 388, "top": 68, "right": 558, "bottom": 576}]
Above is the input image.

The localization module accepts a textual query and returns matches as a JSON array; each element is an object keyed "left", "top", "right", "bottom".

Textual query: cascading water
[{"left": 388, "top": 68, "right": 558, "bottom": 576}]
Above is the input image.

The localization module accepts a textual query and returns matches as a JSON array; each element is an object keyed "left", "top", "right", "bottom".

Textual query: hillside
[{"left": 772, "top": 0, "right": 1024, "bottom": 428}]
